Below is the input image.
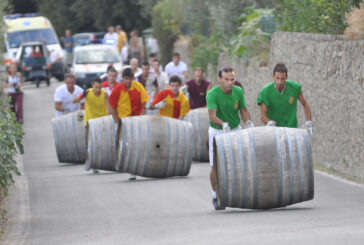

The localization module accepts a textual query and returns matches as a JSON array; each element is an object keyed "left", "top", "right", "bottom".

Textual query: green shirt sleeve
[
  {"left": 238, "top": 87, "right": 247, "bottom": 109},
  {"left": 257, "top": 88, "right": 269, "bottom": 107},
  {"left": 206, "top": 90, "right": 217, "bottom": 109}
]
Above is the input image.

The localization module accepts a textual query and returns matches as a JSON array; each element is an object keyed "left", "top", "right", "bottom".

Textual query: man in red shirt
[
  {"left": 184, "top": 67, "right": 212, "bottom": 109},
  {"left": 152, "top": 76, "right": 189, "bottom": 120},
  {"left": 102, "top": 66, "right": 119, "bottom": 95}
]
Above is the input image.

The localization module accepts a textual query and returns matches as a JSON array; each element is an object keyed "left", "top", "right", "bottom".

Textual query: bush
[
  {"left": 152, "top": 0, "right": 183, "bottom": 66},
  {"left": 229, "top": 8, "right": 277, "bottom": 64},
  {"left": 190, "top": 31, "right": 225, "bottom": 72},
  {"left": 280, "top": 0, "right": 363, "bottom": 34},
  {"left": 0, "top": 97, "right": 23, "bottom": 195},
  {"left": 345, "top": 4, "right": 364, "bottom": 40}
]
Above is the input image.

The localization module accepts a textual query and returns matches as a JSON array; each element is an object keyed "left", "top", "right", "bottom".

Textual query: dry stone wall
[{"left": 218, "top": 32, "right": 364, "bottom": 179}]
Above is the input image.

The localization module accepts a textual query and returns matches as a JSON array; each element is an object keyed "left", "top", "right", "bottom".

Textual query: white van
[{"left": 3, "top": 13, "right": 65, "bottom": 80}]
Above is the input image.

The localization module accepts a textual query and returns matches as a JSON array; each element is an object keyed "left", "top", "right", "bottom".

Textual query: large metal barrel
[
  {"left": 85, "top": 115, "right": 118, "bottom": 171},
  {"left": 116, "top": 115, "right": 194, "bottom": 178},
  {"left": 184, "top": 107, "right": 209, "bottom": 162},
  {"left": 52, "top": 110, "right": 87, "bottom": 164},
  {"left": 214, "top": 126, "right": 314, "bottom": 209}
]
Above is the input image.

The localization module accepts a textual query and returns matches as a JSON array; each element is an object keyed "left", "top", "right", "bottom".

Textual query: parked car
[
  {"left": 71, "top": 44, "right": 123, "bottom": 88},
  {"left": 15, "top": 41, "right": 51, "bottom": 87},
  {"left": 72, "top": 32, "right": 104, "bottom": 49}
]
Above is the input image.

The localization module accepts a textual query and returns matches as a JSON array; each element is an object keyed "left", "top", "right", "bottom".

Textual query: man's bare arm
[
  {"left": 208, "top": 108, "right": 224, "bottom": 127},
  {"left": 239, "top": 108, "right": 250, "bottom": 123},
  {"left": 298, "top": 91, "right": 312, "bottom": 121},
  {"left": 55, "top": 102, "right": 64, "bottom": 112},
  {"left": 259, "top": 102, "right": 270, "bottom": 124}
]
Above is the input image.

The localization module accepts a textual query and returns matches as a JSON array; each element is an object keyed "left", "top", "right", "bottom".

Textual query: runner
[
  {"left": 184, "top": 67, "right": 212, "bottom": 109},
  {"left": 102, "top": 66, "right": 119, "bottom": 95},
  {"left": 206, "top": 67, "right": 254, "bottom": 210},
  {"left": 257, "top": 63, "right": 313, "bottom": 135},
  {"left": 152, "top": 75, "right": 189, "bottom": 120},
  {"left": 73, "top": 77, "right": 109, "bottom": 174},
  {"left": 3, "top": 63, "right": 24, "bottom": 124},
  {"left": 54, "top": 74, "right": 84, "bottom": 118},
  {"left": 109, "top": 68, "right": 149, "bottom": 180}
]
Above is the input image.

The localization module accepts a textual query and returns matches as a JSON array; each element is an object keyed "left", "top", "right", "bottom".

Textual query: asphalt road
[{"left": 2, "top": 80, "right": 364, "bottom": 245}]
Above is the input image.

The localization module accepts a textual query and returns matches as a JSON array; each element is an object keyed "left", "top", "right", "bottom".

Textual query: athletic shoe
[
  {"left": 129, "top": 175, "right": 136, "bottom": 180},
  {"left": 212, "top": 198, "right": 225, "bottom": 210},
  {"left": 92, "top": 169, "right": 99, "bottom": 173}
]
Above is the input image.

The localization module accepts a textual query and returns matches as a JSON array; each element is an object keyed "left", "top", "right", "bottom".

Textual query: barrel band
[
  {"left": 120, "top": 117, "right": 128, "bottom": 172},
  {"left": 215, "top": 136, "right": 228, "bottom": 205},
  {"left": 172, "top": 119, "right": 180, "bottom": 176},
  {"left": 226, "top": 133, "right": 236, "bottom": 206},
  {"left": 248, "top": 128, "right": 258, "bottom": 209},
  {"left": 91, "top": 122, "right": 97, "bottom": 169},
  {"left": 236, "top": 131, "right": 246, "bottom": 207},
  {"left": 133, "top": 118, "right": 142, "bottom": 175},
  {"left": 72, "top": 115, "right": 81, "bottom": 162},
  {"left": 163, "top": 119, "right": 172, "bottom": 176},
  {"left": 284, "top": 128, "right": 295, "bottom": 204},
  {"left": 104, "top": 118, "right": 110, "bottom": 169},
  {"left": 97, "top": 119, "right": 103, "bottom": 169},
  {"left": 126, "top": 117, "right": 134, "bottom": 173},
  {"left": 142, "top": 117, "right": 151, "bottom": 176},
  {"left": 273, "top": 127, "right": 283, "bottom": 207},
  {"left": 295, "top": 130, "right": 305, "bottom": 202},
  {"left": 302, "top": 130, "right": 314, "bottom": 198}
]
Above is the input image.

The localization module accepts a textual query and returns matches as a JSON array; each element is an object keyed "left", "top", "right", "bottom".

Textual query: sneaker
[
  {"left": 128, "top": 175, "right": 136, "bottom": 181},
  {"left": 92, "top": 169, "right": 99, "bottom": 173},
  {"left": 212, "top": 198, "right": 225, "bottom": 210}
]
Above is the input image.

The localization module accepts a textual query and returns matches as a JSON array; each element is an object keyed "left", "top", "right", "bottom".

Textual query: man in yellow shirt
[
  {"left": 72, "top": 77, "right": 109, "bottom": 173},
  {"left": 152, "top": 75, "right": 189, "bottom": 120},
  {"left": 72, "top": 77, "right": 109, "bottom": 126},
  {"left": 116, "top": 25, "right": 127, "bottom": 53}
]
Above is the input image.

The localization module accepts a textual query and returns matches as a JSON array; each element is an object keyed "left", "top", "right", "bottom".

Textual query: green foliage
[
  {"left": 279, "top": 0, "right": 363, "bottom": 34},
  {"left": 34, "top": 0, "right": 150, "bottom": 36},
  {"left": 230, "top": 8, "right": 277, "bottom": 63},
  {"left": 190, "top": 31, "right": 225, "bottom": 72},
  {"left": 152, "top": 0, "right": 183, "bottom": 66},
  {"left": 0, "top": 96, "right": 23, "bottom": 194}
]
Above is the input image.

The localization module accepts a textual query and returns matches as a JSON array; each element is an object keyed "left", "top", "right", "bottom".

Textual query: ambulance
[{"left": 3, "top": 13, "right": 65, "bottom": 80}]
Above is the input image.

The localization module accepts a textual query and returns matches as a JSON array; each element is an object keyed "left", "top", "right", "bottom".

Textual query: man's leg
[
  {"left": 208, "top": 127, "right": 224, "bottom": 210},
  {"left": 16, "top": 93, "right": 23, "bottom": 124}
]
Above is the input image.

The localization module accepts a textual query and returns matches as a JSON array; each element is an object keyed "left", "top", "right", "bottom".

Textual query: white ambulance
[{"left": 3, "top": 13, "right": 65, "bottom": 80}]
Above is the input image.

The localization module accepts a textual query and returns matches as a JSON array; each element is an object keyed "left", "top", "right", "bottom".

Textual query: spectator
[
  {"left": 148, "top": 53, "right": 162, "bottom": 73},
  {"left": 148, "top": 34, "right": 159, "bottom": 57},
  {"left": 184, "top": 67, "right": 212, "bottom": 109},
  {"left": 152, "top": 59, "right": 169, "bottom": 90},
  {"left": 116, "top": 25, "right": 127, "bottom": 53},
  {"left": 164, "top": 53, "right": 188, "bottom": 83},
  {"left": 103, "top": 26, "right": 119, "bottom": 45},
  {"left": 63, "top": 29, "right": 73, "bottom": 65},
  {"left": 128, "top": 30, "right": 144, "bottom": 64},
  {"left": 138, "top": 62, "right": 159, "bottom": 107},
  {"left": 54, "top": 74, "right": 84, "bottom": 118},
  {"left": 123, "top": 58, "right": 142, "bottom": 78},
  {"left": 2, "top": 63, "right": 24, "bottom": 124}
]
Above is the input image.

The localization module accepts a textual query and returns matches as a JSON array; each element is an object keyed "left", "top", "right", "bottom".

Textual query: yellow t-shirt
[
  {"left": 84, "top": 88, "right": 108, "bottom": 126},
  {"left": 117, "top": 31, "right": 127, "bottom": 52}
]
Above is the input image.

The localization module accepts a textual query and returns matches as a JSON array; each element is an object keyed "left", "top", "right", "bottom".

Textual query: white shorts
[{"left": 208, "top": 125, "right": 241, "bottom": 166}]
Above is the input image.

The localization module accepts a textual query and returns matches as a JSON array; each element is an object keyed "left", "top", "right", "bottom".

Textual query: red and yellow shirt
[
  {"left": 109, "top": 81, "right": 149, "bottom": 118},
  {"left": 153, "top": 89, "right": 189, "bottom": 119}
]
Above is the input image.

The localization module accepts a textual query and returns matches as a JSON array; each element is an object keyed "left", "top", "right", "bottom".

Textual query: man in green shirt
[
  {"left": 257, "top": 63, "right": 312, "bottom": 132},
  {"left": 206, "top": 67, "right": 253, "bottom": 210}
]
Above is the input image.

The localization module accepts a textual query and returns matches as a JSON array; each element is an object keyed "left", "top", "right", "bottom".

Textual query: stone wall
[{"left": 218, "top": 32, "right": 364, "bottom": 179}]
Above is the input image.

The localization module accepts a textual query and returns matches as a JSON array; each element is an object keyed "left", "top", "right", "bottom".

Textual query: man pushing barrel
[
  {"left": 109, "top": 68, "right": 149, "bottom": 180},
  {"left": 206, "top": 68, "right": 254, "bottom": 210},
  {"left": 257, "top": 63, "right": 313, "bottom": 135}
]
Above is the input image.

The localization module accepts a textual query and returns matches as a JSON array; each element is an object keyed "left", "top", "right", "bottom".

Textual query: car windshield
[
  {"left": 8, "top": 29, "right": 58, "bottom": 48},
  {"left": 75, "top": 48, "right": 120, "bottom": 64}
]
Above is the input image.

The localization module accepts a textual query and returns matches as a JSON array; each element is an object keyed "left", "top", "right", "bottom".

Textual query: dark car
[
  {"left": 15, "top": 42, "right": 51, "bottom": 87},
  {"left": 71, "top": 32, "right": 105, "bottom": 49}
]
